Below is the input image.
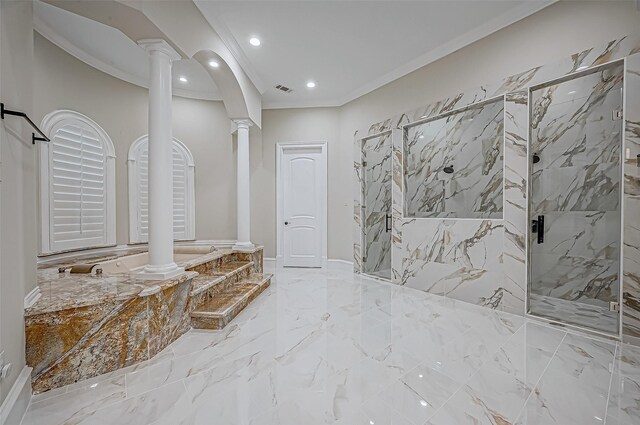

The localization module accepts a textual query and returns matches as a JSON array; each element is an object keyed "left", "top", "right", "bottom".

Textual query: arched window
[
  {"left": 128, "top": 135, "right": 195, "bottom": 243},
  {"left": 39, "top": 110, "right": 116, "bottom": 254}
]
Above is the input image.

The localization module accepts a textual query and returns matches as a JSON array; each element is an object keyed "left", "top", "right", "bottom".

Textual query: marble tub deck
[
  {"left": 21, "top": 267, "right": 640, "bottom": 425},
  {"left": 26, "top": 247, "right": 265, "bottom": 393}
]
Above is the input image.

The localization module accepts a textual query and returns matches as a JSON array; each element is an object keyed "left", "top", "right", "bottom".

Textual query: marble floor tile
[
  {"left": 428, "top": 366, "right": 531, "bottom": 425},
  {"left": 20, "top": 268, "right": 640, "bottom": 425},
  {"left": 381, "top": 364, "right": 462, "bottom": 424},
  {"left": 21, "top": 376, "right": 126, "bottom": 425}
]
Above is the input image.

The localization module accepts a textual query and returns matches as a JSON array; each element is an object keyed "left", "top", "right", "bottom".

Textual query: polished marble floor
[{"left": 20, "top": 267, "right": 640, "bottom": 425}]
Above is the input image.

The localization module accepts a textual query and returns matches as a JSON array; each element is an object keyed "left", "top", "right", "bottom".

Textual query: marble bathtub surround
[
  {"left": 362, "top": 133, "right": 393, "bottom": 279},
  {"left": 404, "top": 97, "right": 504, "bottom": 219},
  {"left": 30, "top": 248, "right": 236, "bottom": 315},
  {"left": 26, "top": 246, "right": 267, "bottom": 393},
  {"left": 353, "top": 34, "right": 640, "bottom": 339},
  {"left": 19, "top": 267, "right": 640, "bottom": 425},
  {"left": 528, "top": 62, "right": 624, "bottom": 334}
]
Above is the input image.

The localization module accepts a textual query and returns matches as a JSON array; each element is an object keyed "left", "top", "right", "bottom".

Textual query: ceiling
[
  {"left": 34, "top": 0, "right": 554, "bottom": 109},
  {"left": 34, "top": 0, "right": 221, "bottom": 101},
  {"left": 194, "top": 0, "right": 553, "bottom": 108}
]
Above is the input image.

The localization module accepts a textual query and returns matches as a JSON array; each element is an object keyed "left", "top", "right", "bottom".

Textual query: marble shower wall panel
[
  {"left": 623, "top": 53, "right": 640, "bottom": 340},
  {"left": 391, "top": 128, "right": 404, "bottom": 283},
  {"left": 503, "top": 91, "right": 528, "bottom": 314},
  {"left": 362, "top": 134, "right": 392, "bottom": 276},
  {"left": 404, "top": 99, "right": 504, "bottom": 218},
  {"left": 529, "top": 64, "right": 624, "bottom": 311},
  {"left": 400, "top": 219, "right": 510, "bottom": 308},
  {"left": 353, "top": 35, "right": 640, "bottom": 324}
]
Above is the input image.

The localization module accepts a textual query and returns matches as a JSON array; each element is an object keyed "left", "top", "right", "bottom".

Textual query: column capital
[
  {"left": 137, "top": 39, "right": 181, "bottom": 61},
  {"left": 233, "top": 119, "right": 253, "bottom": 130}
]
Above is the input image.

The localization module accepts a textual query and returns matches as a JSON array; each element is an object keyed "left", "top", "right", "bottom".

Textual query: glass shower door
[
  {"left": 528, "top": 62, "right": 624, "bottom": 335},
  {"left": 362, "top": 133, "right": 392, "bottom": 280}
]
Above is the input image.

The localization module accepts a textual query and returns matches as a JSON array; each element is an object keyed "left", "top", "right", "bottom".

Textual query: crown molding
[
  {"left": 333, "top": 0, "right": 556, "bottom": 107},
  {"left": 263, "top": 0, "right": 556, "bottom": 110},
  {"left": 34, "top": 16, "right": 223, "bottom": 102}
]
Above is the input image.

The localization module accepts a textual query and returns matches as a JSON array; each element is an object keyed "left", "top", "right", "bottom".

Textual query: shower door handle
[
  {"left": 385, "top": 213, "right": 392, "bottom": 233},
  {"left": 534, "top": 215, "right": 544, "bottom": 244}
]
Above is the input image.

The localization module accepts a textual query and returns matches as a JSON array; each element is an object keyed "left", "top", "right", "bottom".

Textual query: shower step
[
  {"left": 189, "top": 260, "right": 254, "bottom": 297},
  {"left": 190, "top": 273, "right": 272, "bottom": 330}
]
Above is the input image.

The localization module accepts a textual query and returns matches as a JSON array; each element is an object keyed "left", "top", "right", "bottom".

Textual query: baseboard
[
  {"left": 327, "top": 259, "right": 354, "bottom": 271},
  {"left": 0, "top": 366, "right": 32, "bottom": 425},
  {"left": 24, "top": 287, "right": 41, "bottom": 309},
  {"left": 265, "top": 257, "right": 353, "bottom": 272}
]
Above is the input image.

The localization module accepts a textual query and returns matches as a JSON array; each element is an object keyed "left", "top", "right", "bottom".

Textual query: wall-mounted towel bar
[{"left": 0, "top": 102, "right": 50, "bottom": 144}]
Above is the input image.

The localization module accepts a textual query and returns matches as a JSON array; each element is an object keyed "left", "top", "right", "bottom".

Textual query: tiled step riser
[
  {"left": 187, "top": 257, "right": 227, "bottom": 275},
  {"left": 222, "top": 251, "right": 263, "bottom": 273},
  {"left": 188, "top": 265, "right": 253, "bottom": 313},
  {"left": 191, "top": 275, "right": 271, "bottom": 330}
]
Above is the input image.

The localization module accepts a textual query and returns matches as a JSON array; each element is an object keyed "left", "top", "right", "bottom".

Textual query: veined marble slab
[
  {"left": 404, "top": 98, "right": 504, "bottom": 219},
  {"left": 362, "top": 133, "right": 392, "bottom": 278},
  {"left": 528, "top": 63, "right": 623, "bottom": 334},
  {"left": 353, "top": 34, "right": 640, "bottom": 336}
]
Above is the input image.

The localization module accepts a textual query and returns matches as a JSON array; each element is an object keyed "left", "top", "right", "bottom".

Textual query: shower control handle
[{"left": 385, "top": 213, "right": 392, "bottom": 233}]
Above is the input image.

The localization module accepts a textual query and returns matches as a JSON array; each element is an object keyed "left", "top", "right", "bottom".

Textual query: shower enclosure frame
[
  {"left": 524, "top": 59, "right": 627, "bottom": 339},
  {"left": 400, "top": 94, "right": 507, "bottom": 220},
  {"left": 358, "top": 130, "right": 393, "bottom": 281}
]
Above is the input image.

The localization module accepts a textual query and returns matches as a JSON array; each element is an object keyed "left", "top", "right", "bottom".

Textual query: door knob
[{"left": 284, "top": 221, "right": 289, "bottom": 225}]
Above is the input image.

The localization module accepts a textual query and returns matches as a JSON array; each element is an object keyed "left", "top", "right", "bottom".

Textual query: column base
[
  {"left": 137, "top": 263, "right": 185, "bottom": 280},
  {"left": 233, "top": 241, "right": 256, "bottom": 252}
]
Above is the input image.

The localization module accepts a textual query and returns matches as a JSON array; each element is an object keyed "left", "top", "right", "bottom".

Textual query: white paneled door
[{"left": 279, "top": 144, "right": 327, "bottom": 268}]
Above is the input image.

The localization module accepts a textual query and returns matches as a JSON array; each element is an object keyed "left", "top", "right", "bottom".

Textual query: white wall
[
  {"left": 33, "top": 34, "right": 237, "bottom": 247},
  {"left": 252, "top": 108, "right": 342, "bottom": 258},
  {"left": 0, "top": 0, "right": 36, "bottom": 406}
]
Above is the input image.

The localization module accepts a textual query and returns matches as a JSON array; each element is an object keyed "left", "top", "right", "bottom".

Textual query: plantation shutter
[
  {"left": 49, "top": 123, "right": 107, "bottom": 251},
  {"left": 172, "top": 146, "right": 188, "bottom": 239},
  {"left": 135, "top": 141, "right": 191, "bottom": 241}
]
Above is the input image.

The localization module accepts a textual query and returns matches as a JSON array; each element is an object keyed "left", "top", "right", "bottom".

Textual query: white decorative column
[
  {"left": 233, "top": 119, "right": 255, "bottom": 251},
  {"left": 138, "top": 39, "right": 184, "bottom": 279}
]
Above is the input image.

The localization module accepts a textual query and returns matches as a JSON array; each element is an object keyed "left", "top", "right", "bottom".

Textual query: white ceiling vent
[{"left": 275, "top": 84, "right": 294, "bottom": 93}]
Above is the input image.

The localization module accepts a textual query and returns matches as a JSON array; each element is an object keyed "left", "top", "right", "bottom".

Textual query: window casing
[
  {"left": 39, "top": 110, "right": 116, "bottom": 254},
  {"left": 127, "top": 135, "right": 195, "bottom": 243}
]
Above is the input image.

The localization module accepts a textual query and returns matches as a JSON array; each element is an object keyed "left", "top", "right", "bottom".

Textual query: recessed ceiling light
[
  {"left": 249, "top": 37, "right": 261, "bottom": 47},
  {"left": 179, "top": 76, "right": 188, "bottom": 83},
  {"left": 306, "top": 81, "right": 316, "bottom": 88},
  {"left": 208, "top": 60, "right": 219, "bottom": 68}
]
